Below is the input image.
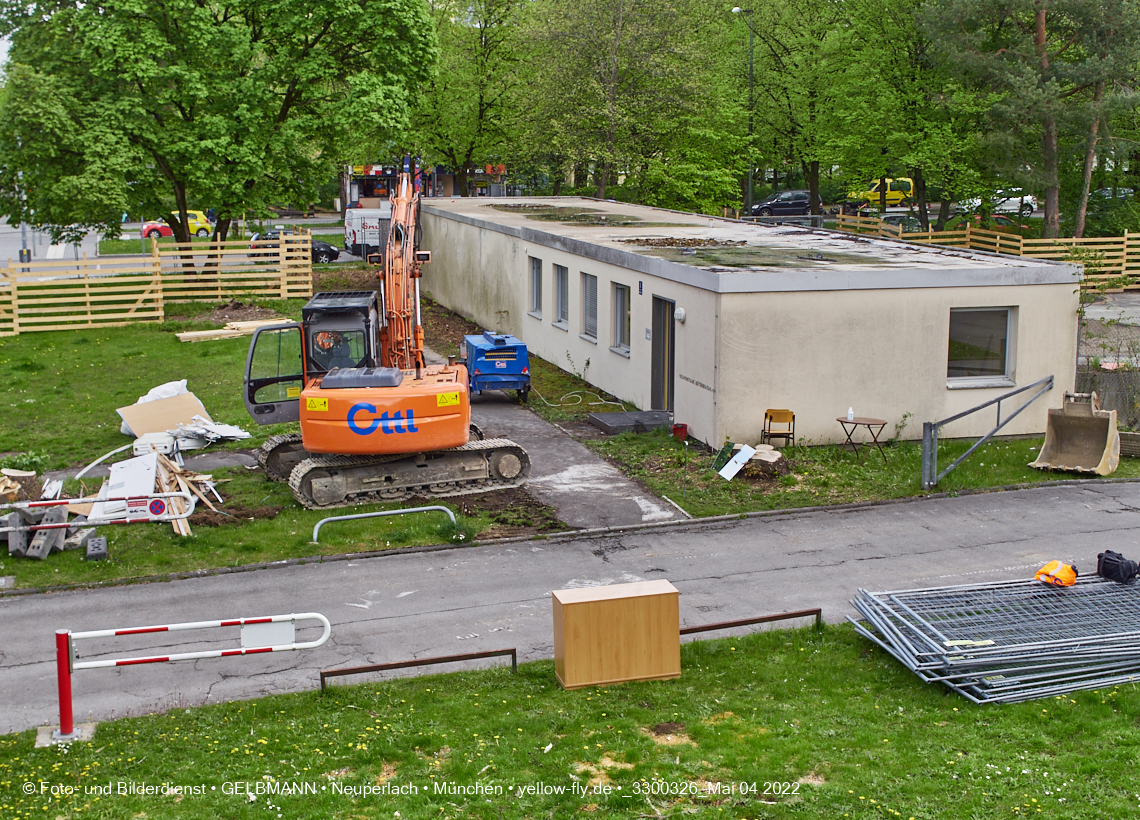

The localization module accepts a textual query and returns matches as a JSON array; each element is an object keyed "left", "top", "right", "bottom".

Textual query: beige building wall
[
  {"left": 421, "top": 199, "right": 1078, "bottom": 450},
  {"left": 716, "top": 284, "right": 1077, "bottom": 446},
  {"left": 422, "top": 209, "right": 720, "bottom": 430}
]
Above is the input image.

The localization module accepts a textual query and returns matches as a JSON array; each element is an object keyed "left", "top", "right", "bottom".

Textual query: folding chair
[{"left": 762, "top": 409, "right": 795, "bottom": 448}]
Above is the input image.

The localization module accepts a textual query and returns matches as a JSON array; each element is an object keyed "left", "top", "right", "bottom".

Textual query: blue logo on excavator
[{"left": 347, "top": 403, "right": 421, "bottom": 435}]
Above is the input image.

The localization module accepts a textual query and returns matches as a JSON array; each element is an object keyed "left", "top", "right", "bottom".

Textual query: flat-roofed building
[{"left": 420, "top": 197, "right": 1078, "bottom": 447}]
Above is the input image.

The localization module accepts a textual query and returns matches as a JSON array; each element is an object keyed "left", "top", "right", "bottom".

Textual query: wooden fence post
[
  {"left": 9, "top": 262, "right": 19, "bottom": 336},
  {"left": 279, "top": 234, "right": 288, "bottom": 298},
  {"left": 151, "top": 237, "right": 164, "bottom": 321}
]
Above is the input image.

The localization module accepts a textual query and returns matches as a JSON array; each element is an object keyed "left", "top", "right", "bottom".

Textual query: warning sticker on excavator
[
  {"left": 286, "top": 386, "right": 301, "bottom": 398},
  {"left": 437, "top": 392, "right": 460, "bottom": 407},
  {"left": 306, "top": 397, "right": 328, "bottom": 412}
]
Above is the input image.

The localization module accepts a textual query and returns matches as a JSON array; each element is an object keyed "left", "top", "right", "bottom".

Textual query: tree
[
  {"left": 0, "top": 0, "right": 437, "bottom": 242},
  {"left": 922, "top": 0, "right": 1140, "bottom": 238},
  {"left": 515, "top": 0, "right": 729, "bottom": 208},
  {"left": 412, "top": 0, "right": 523, "bottom": 197}
]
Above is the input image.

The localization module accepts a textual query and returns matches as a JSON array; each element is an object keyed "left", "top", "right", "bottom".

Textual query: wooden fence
[
  {"left": 0, "top": 233, "right": 312, "bottom": 337},
  {"left": 834, "top": 214, "right": 1140, "bottom": 290}
]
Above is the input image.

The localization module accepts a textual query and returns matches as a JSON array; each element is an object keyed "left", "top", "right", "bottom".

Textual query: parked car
[
  {"left": 750, "top": 189, "right": 821, "bottom": 216},
  {"left": 250, "top": 230, "right": 340, "bottom": 264},
  {"left": 847, "top": 178, "right": 914, "bottom": 207},
  {"left": 1092, "top": 187, "right": 1135, "bottom": 200},
  {"left": 946, "top": 214, "right": 1028, "bottom": 234},
  {"left": 959, "top": 190, "right": 1038, "bottom": 218},
  {"left": 139, "top": 210, "right": 213, "bottom": 239},
  {"left": 882, "top": 214, "right": 923, "bottom": 232}
]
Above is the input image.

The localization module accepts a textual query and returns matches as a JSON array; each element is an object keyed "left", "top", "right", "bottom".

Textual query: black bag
[{"left": 1097, "top": 550, "right": 1138, "bottom": 584}]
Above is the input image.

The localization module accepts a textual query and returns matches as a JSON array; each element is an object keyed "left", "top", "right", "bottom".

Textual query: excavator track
[
  {"left": 258, "top": 433, "right": 309, "bottom": 482},
  {"left": 287, "top": 437, "right": 531, "bottom": 509}
]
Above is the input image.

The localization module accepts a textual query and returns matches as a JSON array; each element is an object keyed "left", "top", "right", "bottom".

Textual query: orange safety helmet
[
  {"left": 315, "top": 331, "right": 343, "bottom": 351},
  {"left": 1035, "top": 560, "right": 1078, "bottom": 587}
]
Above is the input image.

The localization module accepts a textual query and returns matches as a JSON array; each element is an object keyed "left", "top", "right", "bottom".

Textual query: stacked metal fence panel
[{"left": 849, "top": 578, "right": 1140, "bottom": 704}]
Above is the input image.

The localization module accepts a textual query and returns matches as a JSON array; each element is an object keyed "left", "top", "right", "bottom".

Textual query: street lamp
[{"left": 732, "top": 7, "right": 754, "bottom": 217}]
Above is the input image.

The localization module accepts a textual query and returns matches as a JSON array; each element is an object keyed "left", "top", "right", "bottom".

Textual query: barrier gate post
[
  {"left": 51, "top": 613, "right": 331, "bottom": 743},
  {"left": 54, "top": 630, "right": 80, "bottom": 742}
]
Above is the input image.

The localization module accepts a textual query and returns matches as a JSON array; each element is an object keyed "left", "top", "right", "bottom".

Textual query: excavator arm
[{"left": 380, "top": 156, "right": 431, "bottom": 371}]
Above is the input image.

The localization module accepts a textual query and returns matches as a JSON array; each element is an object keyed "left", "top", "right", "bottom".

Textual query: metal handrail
[
  {"left": 920, "top": 375, "right": 1054, "bottom": 489},
  {"left": 320, "top": 648, "right": 517, "bottom": 693}
]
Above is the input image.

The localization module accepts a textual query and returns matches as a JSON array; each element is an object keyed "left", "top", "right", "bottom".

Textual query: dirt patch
[
  {"left": 375, "top": 762, "right": 397, "bottom": 784},
  {"left": 313, "top": 267, "right": 381, "bottom": 294},
  {"left": 412, "top": 488, "right": 569, "bottom": 539},
  {"left": 421, "top": 297, "right": 484, "bottom": 358},
  {"left": 621, "top": 238, "right": 746, "bottom": 248},
  {"left": 644, "top": 723, "right": 695, "bottom": 746},
  {"left": 798, "top": 771, "right": 825, "bottom": 786},
  {"left": 703, "top": 711, "right": 735, "bottom": 725},
  {"left": 206, "top": 299, "right": 282, "bottom": 324},
  {"left": 189, "top": 503, "right": 282, "bottom": 527}
]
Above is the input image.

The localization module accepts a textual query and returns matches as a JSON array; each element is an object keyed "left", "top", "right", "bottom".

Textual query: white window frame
[
  {"left": 581, "top": 272, "right": 598, "bottom": 342},
  {"left": 946, "top": 306, "right": 1016, "bottom": 388},
  {"left": 611, "top": 283, "right": 631, "bottom": 356},
  {"left": 553, "top": 264, "right": 569, "bottom": 330},
  {"left": 528, "top": 257, "right": 542, "bottom": 318}
]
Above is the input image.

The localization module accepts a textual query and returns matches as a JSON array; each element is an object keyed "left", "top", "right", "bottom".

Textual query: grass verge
[
  {"left": 3, "top": 624, "right": 1136, "bottom": 818},
  {"left": 586, "top": 429, "right": 1140, "bottom": 517}
]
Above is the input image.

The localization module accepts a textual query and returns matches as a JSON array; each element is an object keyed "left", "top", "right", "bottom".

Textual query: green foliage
[
  {"left": 0, "top": 450, "right": 50, "bottom": 472},
  {"left": 0, "top": 0, "right": 437, "bottom": 242}
]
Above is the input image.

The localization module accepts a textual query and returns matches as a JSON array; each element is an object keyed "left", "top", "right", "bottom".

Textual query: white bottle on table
[{"left": 847, "top": 407, "right": 854, "bottom": 421}]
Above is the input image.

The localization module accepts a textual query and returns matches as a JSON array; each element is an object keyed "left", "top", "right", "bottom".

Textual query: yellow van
[{"left": 848, "top": 178, "right": 914, "bottom": 207}]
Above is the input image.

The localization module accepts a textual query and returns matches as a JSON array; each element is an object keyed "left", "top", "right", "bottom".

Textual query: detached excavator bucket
[{"left": 1030, "top": 392, "right": 1120, "bottom": 476}]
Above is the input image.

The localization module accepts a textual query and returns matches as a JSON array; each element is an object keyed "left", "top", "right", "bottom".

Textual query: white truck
[{"left": 344, "top": 204, "right": 392, "bottom": 260}]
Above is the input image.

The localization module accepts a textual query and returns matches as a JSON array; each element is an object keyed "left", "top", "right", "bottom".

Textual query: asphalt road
[{"left": 3, "top": 480, "right": 1139, "bottom": 736}]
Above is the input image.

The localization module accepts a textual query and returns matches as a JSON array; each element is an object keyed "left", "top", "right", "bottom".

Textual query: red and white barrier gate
[{"left": 53, "top": 612, "right": 331, "bottom": 741}]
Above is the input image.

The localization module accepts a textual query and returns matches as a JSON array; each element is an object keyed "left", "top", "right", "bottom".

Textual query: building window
[
  {"left": 528, "top": 257, "right": 542, "bottom": 318},
  {"left": 612, "top": 283, "right": 630, "bottom": 354},
  {"left": 582, "top": 273, "right": 598, "bottom": 340},
  {"left": 947, "top": 308, "right": 1012, "bottom": 381},
  {"left": 553, "top": 264, "right": 568, "bottom": 328}
]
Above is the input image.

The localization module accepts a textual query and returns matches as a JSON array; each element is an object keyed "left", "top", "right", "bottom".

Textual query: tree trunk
[
  {"left": 215, "top": 217, "right": 232, "bottom": 242},
  {"left": 934, "top": 198, "right": 952, "bottom": 232},
  {"left": 595, "top": 161, "right": 608, "bottom": 199},
  {"left": 1073, "top": 82, "right": 1104, "bottom": 239},
  {"left": 879, "top": 176, "right": 888, "bottom": 213},
  {"left": 912, "top": 167, "right": 929, "bottom": 230},
  {"left": 1035, "top": 6, "right": 1060, "bottom": 238},
  {"left": 807, "top": 160, "right": 820, "bottom": 215},
  {"left": 453, "top": 167, "right": 470, "bottom": 196}
]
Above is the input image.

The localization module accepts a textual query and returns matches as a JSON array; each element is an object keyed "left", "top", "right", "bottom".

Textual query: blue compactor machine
[{"left": 461, "top": 331, "right": 531, "bottom": 403}]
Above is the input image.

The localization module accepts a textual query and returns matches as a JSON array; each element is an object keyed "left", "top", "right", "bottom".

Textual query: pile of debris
[
  {"left": 118, "top": 381, "right": 250, "bottom": 450},
  {"left": 176, "top": 317, "right": 285, "bottom": 343},
  {"left": 850, "top": 577, "right": 1140, "bottom": 704},
  {"left": 620, "top": 237, "right": 747, "bottom": 248}
]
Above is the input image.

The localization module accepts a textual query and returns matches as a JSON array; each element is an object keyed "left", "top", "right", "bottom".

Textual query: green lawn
[
  {"left": 98, "top": 233, "right": 344, "bottom": 256},
  {"left": 586, "top": 429, "right": 1140, "bottom": 518},
  {"left": 3, "top": 624, "right": 1136, "bottom": 819}
]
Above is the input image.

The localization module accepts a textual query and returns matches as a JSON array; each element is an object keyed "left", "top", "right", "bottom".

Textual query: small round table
[{"left": 836, "top": 417, "right": 889, "bottom": 464}]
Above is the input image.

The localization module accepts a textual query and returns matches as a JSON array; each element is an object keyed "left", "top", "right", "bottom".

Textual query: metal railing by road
[{"left": 921, "top": 375, "right": 1054, "bottom": 489}]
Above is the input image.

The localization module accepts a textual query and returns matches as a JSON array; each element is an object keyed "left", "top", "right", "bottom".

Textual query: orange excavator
[{"left": 242, "top": 157, "right": 529, "bottom": 508}]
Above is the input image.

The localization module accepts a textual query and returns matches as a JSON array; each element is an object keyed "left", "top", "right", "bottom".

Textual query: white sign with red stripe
[{"left": 68, "top": 613, "right": 331, "bottom": 670}]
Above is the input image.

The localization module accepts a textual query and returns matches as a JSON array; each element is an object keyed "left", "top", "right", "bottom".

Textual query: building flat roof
[{"left": 422, "top": 197, "right": 1079, "bottom": 293}]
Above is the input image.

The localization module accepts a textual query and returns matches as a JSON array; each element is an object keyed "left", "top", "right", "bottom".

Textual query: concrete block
[
  {"left": 16, "top": 506, "right": 45, "bottom": 525},
  {"left": 25, "top": 507, "right": 66, "bottom": 560},
  {"left": 5, "top": 514, "right": 28, "bottom": 558},
  {"left": 67, "top": 514, "right": 88, "bottom": 537},
  {"left": 588, "top": 410, "right": 672, "bottom": 435},
  {"left": 85, "top": 536, "right": 108, "bottom": 561},
  {"left": 63, "top": 528, "right": 96, "bottom": 551}
]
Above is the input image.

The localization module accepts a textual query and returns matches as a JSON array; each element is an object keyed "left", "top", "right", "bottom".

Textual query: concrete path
[{"left": 2, "top": 481, "right": 1138, "bottom": 735}]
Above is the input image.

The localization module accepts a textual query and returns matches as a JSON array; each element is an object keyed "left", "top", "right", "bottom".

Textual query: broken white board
[
  {"left": 718, "top": 444, "right": 756, "bottom": 481},
  {"left": 90, "top": 452, "right": 158, "bottom": 521}
]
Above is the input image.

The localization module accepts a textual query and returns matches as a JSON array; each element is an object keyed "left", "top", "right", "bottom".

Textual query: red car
[{"left": 140, "top": 218, "right": 173, "bottom": 239}]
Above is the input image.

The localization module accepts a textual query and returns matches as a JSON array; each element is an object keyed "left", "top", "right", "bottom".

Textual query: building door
[{"left": 651, "top": 296, "right": 675, "bottom": 411}]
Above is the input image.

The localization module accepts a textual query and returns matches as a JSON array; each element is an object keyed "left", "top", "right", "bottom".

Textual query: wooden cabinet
[{"left": 552, "top": 580, "right": 680, "bottom": 689}]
